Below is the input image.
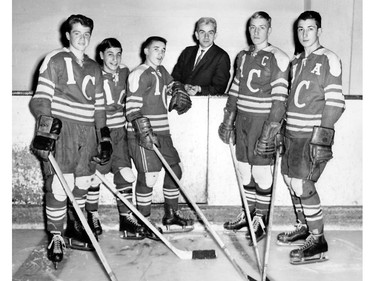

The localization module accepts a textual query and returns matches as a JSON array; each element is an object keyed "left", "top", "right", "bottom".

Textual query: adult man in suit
[{"left": 172, "top": 17, "right": 231, "bottom": 96}]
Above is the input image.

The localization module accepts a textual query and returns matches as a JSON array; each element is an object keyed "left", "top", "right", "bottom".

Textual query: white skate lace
[
  {"left": 48, "top": 234, "right": 66, "bottom": 254},
  {"left": 228, "top": 211, "right": 245, "bottom": 225},
  {"left": 284, "top": 222, "right": 306, "bottom": 235},
  {"left": 298, "top": 234, "right": 315, "bottom": 251},
  {"left": 126, "top": 213, "right": 141, "bottom": 227},
  {"left": 253, "top": 215, "right": 265, "bottom": 231},
  {"left": 91, "top": 212, "right": 100, "bottom": 229}
]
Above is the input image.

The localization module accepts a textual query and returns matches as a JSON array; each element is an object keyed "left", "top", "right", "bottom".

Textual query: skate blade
[
  {"left": 163, "top": 224, "right": 194, "bottom": 234},
  {"left": 290, "top": 253, "right": 329, "bottom": 265},
  {"left": 276, "top": 240, "right": 305, "bottom": 246},
  {"left": 120, "top": 232, "right": 146, "bottom": 240},
  {"left": 66, "top": 238, "right": 95, "bottom": 251}
]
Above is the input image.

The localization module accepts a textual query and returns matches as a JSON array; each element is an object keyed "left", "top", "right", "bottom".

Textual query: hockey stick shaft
[
  {"left": 229, "top": 142, "right": 263, "bottom": 274},
  {"left": 95, "top": 170, "right": 195, "bottom": 260},
  {"left": 261, "top": 150, "right": 281, "bottom": 281},
  {"left": 153, "top": 144, "right": 250, "bottom": 281},
  {"left": 48, "top": 155, "right": 118, "bottom": 281}
]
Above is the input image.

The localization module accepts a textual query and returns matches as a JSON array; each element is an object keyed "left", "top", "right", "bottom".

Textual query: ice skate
[
  {"left": 142, "top": 216, "right": 164, "bottom": 241},
  {"left": 65, "top": 207, "right": 95, "bottom": 251},
  {"left": 87, "top": 211, "right": 103, "bottom": 236},
  {"left": 277, "top": 221, "right": 309, "bottom": 246},
  {"left": 290, "top": 233, "right": 329, "bottom": 265},
  {"left": 223, "top": 210, "right": 247, "bottom": 232},
  {"left": 119, "top": 213, "right": 146, "bottom": 240},
  {"left": 246, "top": 215, "right": 267, "bottom": 246},
  {"left": 47, "top": 231, "right": 66, "bottom": 269},
  {"left": 162, "top": 207, "right": 194, "bottom": 233}
]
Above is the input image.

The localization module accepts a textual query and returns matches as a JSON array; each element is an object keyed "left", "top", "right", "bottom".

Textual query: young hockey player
[
  {"left": 85, "top": 38, "right": 145, "bottom": 239},
  {"left": 30, "top": 14, "right": 112, "bottom": 267},
  {"left": 125, "top": 36, "right": 193, "bottom": 237},
  {"left": 278, "top": 11, "right": 345, "bottom": 264},
  {"left": 218, "top": 11, "right": 289, "bottom": 246}
]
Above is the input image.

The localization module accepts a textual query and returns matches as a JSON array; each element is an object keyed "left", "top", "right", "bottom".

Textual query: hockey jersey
[
  {"left": 226, "top": 44, "right": 289, "bottom": 121},
  {"left": 30, "top": 47, "right": 106, "bottom": 128},
  {"left": 126, "top": 64, "right": 173, "bottom": 135},
  {"left": 102, "top": 65, "right": 129, "bottom": 129},
  {"left": 285, "top": 46, "right": 345, "bottom": 138}
]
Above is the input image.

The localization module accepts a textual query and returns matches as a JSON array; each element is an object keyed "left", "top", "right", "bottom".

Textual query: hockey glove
[
  {"left": 309, "top": 126, "right": 335, "bottom": 164},
  {"left": 254, "top": 121, "right": 282, "bottom": 158},
  {"left": 132, "top": 117, "right": 160, "bottom": 150},
  {"left": 31, "top": 115, "right": 62, "bottom": 161},
  {"left": 218, "top": 108, "right": 236, "bottom": 144},
  {"left": 168, "top": 82, "right": 192, "bottom": 115},
  {"left": 92, "top": 127, "right": 113, "bottom": 165}
]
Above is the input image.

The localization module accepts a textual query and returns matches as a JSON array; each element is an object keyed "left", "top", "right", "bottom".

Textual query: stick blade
[{"left": 192, "top": 249, "right": 216, "bottom": 259}]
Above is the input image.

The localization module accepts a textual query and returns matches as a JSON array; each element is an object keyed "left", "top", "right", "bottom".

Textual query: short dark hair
[
  {"left": 250, "top": 11, "right": 272, "bottom": 28},
  {"left": 144, "top": 36, "right": 167, "bottom": 48},
  {"left": 98, "top": 38, "right": 122, "bottom": 54},
  {"left": 297, "top": 11, "right": 322, "bottom": 29},
  {"left": 66, "top": 14, "right": 94, "bottom": 34}
]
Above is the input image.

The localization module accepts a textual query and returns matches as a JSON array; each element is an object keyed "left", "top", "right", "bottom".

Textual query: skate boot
[
  {"left": 141, "top": 215, "right": 163, "bottom": 241},
  {"left": 47, "top": 231, "right": 66, "bottom": 269},
  {"left": 277, "top": 221, "right": 309, "bottom": 246},
  {"left": 87, "top": 211, "right": 103, "bottom": 236},
  {"left": 246, "top": 215, "right": 267, "bottom": 246},
  {"left": 65, "top": 207, "right": 95, "bottom": 251},
  {"left": 223, "top": 210, "right": 247, "bottom": 232},
  {"left": 290, "top": 233, "right": 329, "bottom": 265},
  {"left": 119, "top": 213, "right": 146, "bottom": 240},
  {"left": 162, "top": 206, "right": 194, "bottom": 233}
]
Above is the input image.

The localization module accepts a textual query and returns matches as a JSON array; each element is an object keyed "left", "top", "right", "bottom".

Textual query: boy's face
[
  {"left": 145, "top": 40, "right": 166, "bottom": 69},
  {"left": 195, "top": 23, "right": 216, "bottom": 48},
  {"left": 66, "top": 23, "right": 92, "bottom": 53},
  {"left": 297, "top": 19, "right": 321, "bottom": 49},
  {"left": 100, "top": 47, "right": 122, "bottom": 73},
  {"left": 249, "top": 17, "right": 271, "bottom": 47}
]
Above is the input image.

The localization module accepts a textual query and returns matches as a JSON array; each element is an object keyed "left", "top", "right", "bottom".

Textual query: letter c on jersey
[
  {"left": 246, "top": 69, "right": 261, "bottom": 93},
  {"left": 294, "top": 80, "right": 310, "bottom": 108}
]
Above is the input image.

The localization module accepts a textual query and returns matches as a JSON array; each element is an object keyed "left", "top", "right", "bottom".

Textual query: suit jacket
[{"left": 171, "top": 44, "right": 231, "bottom": 96}]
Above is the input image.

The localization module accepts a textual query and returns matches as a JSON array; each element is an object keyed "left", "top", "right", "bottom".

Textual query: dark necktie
[{"left": 193, "top": 50, "right": 204, "bottom": 70}]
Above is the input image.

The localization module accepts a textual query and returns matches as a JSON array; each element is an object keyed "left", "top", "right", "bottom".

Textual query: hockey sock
[
  {"left": 300, "top": 181, "right": 323, "bottom": 233},
  {"left": 86, "top": 185, "right": 100, "bottom": 212},
  {"left": 163, "top": 164, "right": 182, "bottom": 210},
  {"left": 255, "top": 185, "right": 272, "bottom": 224},
  {"left": 135, "top": 172, "right": 152, "bottom": 217}
]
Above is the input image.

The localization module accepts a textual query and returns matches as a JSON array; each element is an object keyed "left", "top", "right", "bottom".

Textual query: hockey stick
[
  {"left": 153, "top": 144, "right": 255, "bottom": 281},
  {"left": 95, "top": 170, "right": 216, "bottom": 260},
  {"left": 229, "top": 142, "right": 264, "bottom": 275},
  {"left": 48, "top": 155, "right": 118, "bottom": 281},
  {"left": 261, "top": 150, "right": 280, "bottom": 281}
]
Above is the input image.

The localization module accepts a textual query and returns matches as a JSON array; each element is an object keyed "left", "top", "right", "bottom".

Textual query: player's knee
[
  {"left": 145, "top": 172, "right": 159, "bottom": 187},
  {"left": 252, "top": 165, "right": 273, "bottom": 189},
  {"left": 238, "top": 162, "right": 252, "bottom": 186},
  {"left": 282, "top": 174, "right": 294, "bottom": 193},
  {"left": 300, "top": 180, "right": 317, "bottom": 199},
  {"left": 91, "top": 174, "right": 102, "bottom": 187},
  {"left": 290, "top": 178, "right": 303, "bottom": 197},
  {"left": 51, "top": 174, "right": 74, "bottom": 201},
  {"left": 172, "top": 163, "right": 182, "bottom": 179},
  {"left": 119, "top": 167, "right": 136, "bottom": 183},
  {"left": 75, "top": 175, "right": 94, "bottom": 190}
]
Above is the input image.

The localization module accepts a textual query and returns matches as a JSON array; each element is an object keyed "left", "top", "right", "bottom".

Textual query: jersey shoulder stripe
[
  {"left": 128, "top": 64, "right": 149, "bottom": 93},
  {"left": 314, "top": 47, "right": 342, "bottom": 77}
]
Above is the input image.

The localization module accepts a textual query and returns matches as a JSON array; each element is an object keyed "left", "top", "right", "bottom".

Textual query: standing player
[
  {"left": 218, "top": 12, "right": 289, "bottom": 246},
  {"left": 30, "top": 14, "right": 112, "bottom": 267},
  {"left": 278, "top": 11, "right": 345, "bottom": 264},
  {"left": 126, "top": 36, "right": 193, "bottom": 236},
  {"left": 85, "top": 38, "right": 145, "bottom": 240}
]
